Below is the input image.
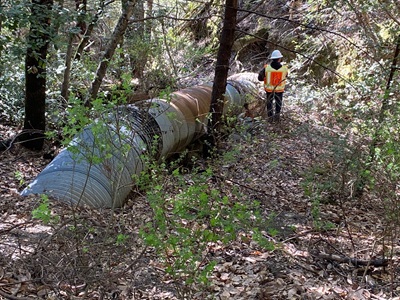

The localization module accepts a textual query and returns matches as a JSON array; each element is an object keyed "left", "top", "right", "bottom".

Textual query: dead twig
[
  {"left": 311, "top": 251, "right": 389, "bottom": 267},
  {"left": 0, "top": 289, "right": 35, "bottom": 300},
  {"left": 0, "top": 222, "right": 34, "bottom": 235}
]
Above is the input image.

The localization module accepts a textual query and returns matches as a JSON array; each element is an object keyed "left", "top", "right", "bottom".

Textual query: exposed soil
[{"left": 1, "top": 95, "right": 399, "bottom": 300}]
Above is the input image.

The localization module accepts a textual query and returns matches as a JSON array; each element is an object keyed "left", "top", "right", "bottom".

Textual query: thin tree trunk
[
  {"left": 356, "top": 35, "right": 400, "bottom": 196},
  {"left": 161, "top": 18, "right": 178, "bottom": 78},
  {"left": 129, "top": 0, "right": 146, "bottom": 79},
  {"left": 87, "top": 0, "right": 136, "bottom": 104},
  {"left": 204, "top": 0, "right": 238, "bottom": 155},
  {"left": 0, "top": 0, "right": 2, "bottom": 64},
  {"left": 145, "top": 0, "right": 153, "bottom": 36},
  {"left": 21, "top": 0, "right": 53, "bottom": 150},
  {"left": 75, "top": 0, "right": 107, "bottom": 60},
  {"left": 346, "top": 0, "right": 379, "bottom": 51},
  {"left": 75, "top": 0, "right": 87, "bottom": 33},
  {"left": 370, "top": 35, "right": 400, "bottom": 161},
  {"left": 379, "top": 34, "right": 400, "bottom": 121},
  {"left": 60, "top": 34, "right": 74, "bottom": 101},
  {"left": 60, "top": 0, "right": 87, "bottom": 101},
  {"left": 0, "top": 0, "right": 2, "bottom": 35}
]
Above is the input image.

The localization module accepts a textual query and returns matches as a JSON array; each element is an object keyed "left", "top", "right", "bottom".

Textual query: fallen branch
[
  {"left": 0, "top": 137, "right": 15, "bottom": 152},
  {"left": 0, "top": 289, "right": 35, "bottom": 300},
  {"left": 0, "top": 222, "right": 34, "bottom": 235},
  {"left": 311, "top": 251, "right": 389, "bottom": 267}
]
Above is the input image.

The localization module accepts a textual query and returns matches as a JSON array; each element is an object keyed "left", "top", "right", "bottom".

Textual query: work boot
[{"left": 273, "top": 114, "right": 281, "bottom": 123}]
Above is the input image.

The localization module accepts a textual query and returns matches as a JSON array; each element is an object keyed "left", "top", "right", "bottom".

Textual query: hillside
[
  {"left": 1, "top": 0, "right": 399, "bottom": 299},
  {"left": 1, "top": 94, "right": 398, "bottom": 299}
]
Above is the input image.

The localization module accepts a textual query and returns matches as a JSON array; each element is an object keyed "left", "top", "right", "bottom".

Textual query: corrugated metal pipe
[{"left": 20, "top": 73, "right": 260, "bottom": 208}]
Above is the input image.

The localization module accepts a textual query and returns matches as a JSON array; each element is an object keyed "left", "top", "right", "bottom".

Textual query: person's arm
[{"left": 258, "top": 68, "right": 265, "bottom": 81}]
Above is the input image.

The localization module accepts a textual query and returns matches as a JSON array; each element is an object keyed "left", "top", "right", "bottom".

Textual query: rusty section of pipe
[
  {"left": 21, "top": 73, "right": 260, "bottom": 208},
  {"left": 171, "top": 84, "right": 213, "bottom": 137}
]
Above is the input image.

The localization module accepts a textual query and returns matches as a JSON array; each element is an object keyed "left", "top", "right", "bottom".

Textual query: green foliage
[
  {"left": 300, "top": 126, "right": 366, "bottom": 201},
  {"left": 58, "top": 91, "right": 141, "bottom": 208},
  {"left": 370, "top": 110, "right": 400, "bottom": 228},
  {"left": 32, "top": 195, "right": 59, "bottom": 225},
  {"left": 143, "top": 68, "right": 177, "bottom": 97},
  {"left": 115, "top": 233, "right": 129, "bottom": 246},
  {"left": 138, "top": 154, "right": 273, "bottom": 292},
  {"left": 14, "top": 170, "right": 25, "bottom": 187},
  {"left": 291, "top": 0, "right": 399, "bottom": 237},
  {"left": 0, "top": 54, "right": 25, "bottom": 123}
]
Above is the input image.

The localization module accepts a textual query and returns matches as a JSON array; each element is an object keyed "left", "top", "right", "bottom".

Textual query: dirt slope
[{"left": 1, "top": 98, "right": 398, "bottom": 299}]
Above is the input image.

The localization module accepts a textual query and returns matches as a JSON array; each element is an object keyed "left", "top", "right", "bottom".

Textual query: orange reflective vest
[{"left": 263, "top": 64, "right": 288, "bottom": 92}]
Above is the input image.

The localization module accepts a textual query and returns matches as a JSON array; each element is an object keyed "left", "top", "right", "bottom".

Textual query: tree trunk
[
  {"left": 60, "top": 34, "right": 74, "bottom": 101},
  {"left": 75, "top": 0, "right": 105, "bottom": 61},
  {"left": 204, "top": 0, "right": 238, "bottom": 155},
  {"left": 129, "top": 0, "right": 145, "bottom": 79},
  {"left": 0, "top": 0, "right": 2, "bottom": 34},
  {"left": 356, "top": 34, "right": 400, "bottom": 196},
  {"left": 145, "top": 0, "right": 153, "bottom": 36},
  {"left": 61, "top": 0, "right": 87, "bottom": 101},
  {"left": 0, "top": 0, "right": 2, "bottom": 60},
  {"left": 20, "top": 0, "right": 53, "bottom": 150},
  {"left": 87, "top": 0, "right": 136, "bottom": 103},
  {"left": 75, "top": 0, "right": 87, "bottom": 34},
  {"left": 379, "top": 34, "right": 400, "bottom": 121}
]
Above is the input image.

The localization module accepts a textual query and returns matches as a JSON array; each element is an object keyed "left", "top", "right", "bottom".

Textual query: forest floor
[{"left": 0, "top": 98, "right": 399, "bottom": 300}]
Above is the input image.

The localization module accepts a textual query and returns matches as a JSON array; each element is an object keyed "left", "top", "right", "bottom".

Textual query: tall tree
[
  {"left": 87, "top": 0, "right": 136, "bottom": 103},
  {"left": 60, "top": 0, "right": 90, "bottom": 101},
  {"left": 74, "top": 0, "right": 107, "bottom": 61},
  {"left": 205, "top": 0, "right": 238, "bottom": 153},
  {"left": 128, "top": 0, "right": 146, "bottom": 79},
  {"left": 20, "top": 0, "right": 53, "bottom": 150},
  {"left": 357, "top": 34, "right": 400, "bottom": 195}
]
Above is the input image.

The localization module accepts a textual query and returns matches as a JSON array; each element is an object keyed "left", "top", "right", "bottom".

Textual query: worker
[{"left": 258, "top": 50, "right": 289, "bottom": 122}]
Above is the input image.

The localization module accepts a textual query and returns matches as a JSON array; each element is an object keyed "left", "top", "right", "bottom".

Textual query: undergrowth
[{"left": 136, "top": 149, "right": 274, "bottom": 297}]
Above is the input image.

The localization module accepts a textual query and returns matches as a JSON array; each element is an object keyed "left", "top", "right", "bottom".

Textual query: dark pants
[{"left": 266, "top": 92, "right": 283, "bottom": 119}]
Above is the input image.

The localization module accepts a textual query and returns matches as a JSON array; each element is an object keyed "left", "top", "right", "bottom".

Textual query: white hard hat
[{"left": 270, "top": 50, "right": 283, "bottom": 59}]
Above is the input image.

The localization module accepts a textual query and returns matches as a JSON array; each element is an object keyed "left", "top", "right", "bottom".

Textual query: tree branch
[{"left": 0, "top": 289, "right": 35, "bottom": 300}]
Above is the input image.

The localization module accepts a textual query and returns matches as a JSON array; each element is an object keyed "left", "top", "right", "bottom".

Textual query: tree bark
[
  {"left": 87, "top": 0, "right": 136, "bottom": 104},
  {"left": 62, "top": 0, "right": 108, "bottom": 102},
  {"left": 20, "top": 0, "right": 53, "bottom": 150},
  {"left": 145, "top": 0, "right": 153, "bottom": 36},
  {"left": 128, "top": 0, "right": 146, "bottom": 79},
  {"left": 75, "top": 0, "right": 107, "bottom": 61},
  {"left": 60, "top": 34, "right": 74, "bottom": 101},
  {"left": 356, "top": 34, "right": 400, "bottom": 196},
  {"left": 379, "top": 34, "right": 400, "bottom": 121},
  {"left": 61, "top": 0, "right": 88, "bottom": 101},
  {"left": 204, "top": 0, "right": 237, "bottom": 155},
  {"left": 75, "top": 0, "right": 87, "bottom": 34}
]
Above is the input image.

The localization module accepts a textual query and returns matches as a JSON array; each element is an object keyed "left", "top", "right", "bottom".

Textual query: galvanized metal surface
[{"left": 21, "top": 73, "right": 260, "bottom": 208}]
